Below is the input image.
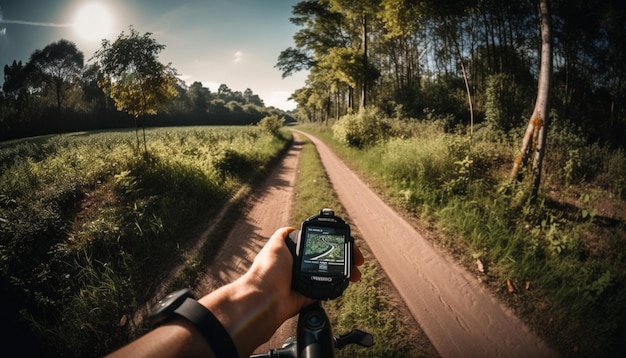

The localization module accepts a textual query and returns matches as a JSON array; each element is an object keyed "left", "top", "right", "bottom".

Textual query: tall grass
[
  {"left": 0, "top": 126, "right": 289, "bottom": 357},
  {"left": 299, "top": 119, "right": 626, "bottom": 357}
]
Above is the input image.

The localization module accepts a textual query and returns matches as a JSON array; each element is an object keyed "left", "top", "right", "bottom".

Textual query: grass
[
  {"left": 0, "top": 125, "right": 290, "bottom": 357},
  {"left": 297, "top": 120, "right": 626, "bottom": 357}
]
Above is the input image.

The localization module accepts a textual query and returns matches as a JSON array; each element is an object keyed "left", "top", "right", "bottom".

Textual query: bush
[
  {"left": 257, "top": 114, "right": 284, "bottom": 137},
  {"left": 332, "top": 107, "right": 391, "bottom": 148},
  {"left": 484, "top": 73, "right": 531, "bottom": 133}
]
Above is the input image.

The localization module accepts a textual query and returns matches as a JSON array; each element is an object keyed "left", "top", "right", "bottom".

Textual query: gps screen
[{"left": 300, "top": 225, "right": 347, "bottom": 275}]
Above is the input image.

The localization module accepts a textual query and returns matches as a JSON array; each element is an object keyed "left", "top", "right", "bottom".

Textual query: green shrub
[
  {"left": 484, "top": 73, "right": 530, "bottom": 133},
  {"left": 332, "top": 107, "right": 391, "bottom": 148},
  {"left": 257, "top": 114, "right": 284, "bottom": 136}
]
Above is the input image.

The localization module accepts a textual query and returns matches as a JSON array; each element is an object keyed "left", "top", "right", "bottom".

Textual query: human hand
[{"left": 245, "top": 227, "right": 365, "bottom": 327}]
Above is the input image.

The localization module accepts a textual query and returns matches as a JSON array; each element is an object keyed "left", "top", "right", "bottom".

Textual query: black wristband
[{"left": 174, "top": 298, "right": 239, "bottom": 357}]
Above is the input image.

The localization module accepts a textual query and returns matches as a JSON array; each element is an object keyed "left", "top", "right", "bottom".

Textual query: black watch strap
[{"left": 174, "top": 298, "right": 239, "bottom": 357}]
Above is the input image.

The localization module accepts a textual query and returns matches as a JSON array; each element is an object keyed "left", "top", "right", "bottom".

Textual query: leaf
[
  {"left": 507, "top": 278, "right": 515, "bottom": 293},
  {"left": 117, "top": 315, "right": 128, "bottom": 327},
  {"left": 476, "top": 258, "right": 484, "bottom": 273}
]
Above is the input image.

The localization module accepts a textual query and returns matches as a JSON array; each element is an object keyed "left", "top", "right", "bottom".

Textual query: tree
[
  {"left": 277, "top": 0, "right": 353, "bottom": 114},
  {"left": 28, "top": 39, "right": 84, "bottom": 113},
  {"left": 92, "top": 26, "right": 178, "bottom": 152},
  {"left": 243, "top": 88, "right": 264, "bottom": 106},
  {"left": 329, "top": 0, "right": 380, "bottom": 109},
  {"left": 2, "top": 61, "right": 31, "bottom": 114},
  {"left": 188, "top": 81, "right": 210, "bottom": 115},
  {"left": 510, "top": 0, "right": 553, "bottom": 202}
]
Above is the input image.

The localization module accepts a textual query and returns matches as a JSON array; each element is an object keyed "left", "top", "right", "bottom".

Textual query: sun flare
[{"left": 74, "top": 3, "right": 113, "bottom": 42}]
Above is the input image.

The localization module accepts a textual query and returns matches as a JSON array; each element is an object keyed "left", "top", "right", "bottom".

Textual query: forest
[
  {"left": 279, "top": 0, "right": 625, "bottom": 152},
  {"left": 277, "top": 0, "right": 626, "bottom": 355}
]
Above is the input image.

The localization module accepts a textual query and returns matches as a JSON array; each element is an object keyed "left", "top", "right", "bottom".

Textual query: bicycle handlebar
[
  {"left": 251, "top": 302, "right": 373, "bottom": 358},
  {"left": 296, "top": 303, "right": 335, "bottom": 357}
]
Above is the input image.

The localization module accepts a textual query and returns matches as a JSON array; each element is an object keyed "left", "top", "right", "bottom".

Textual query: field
[{"left": 0, "top": 126, "right": 290, "bottom": 356}]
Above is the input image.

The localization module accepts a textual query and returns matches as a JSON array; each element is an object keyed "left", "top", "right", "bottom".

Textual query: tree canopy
[
  {"left": 28, "top": 39, "right": 84, "bottom": 112},
  {"left": 92, "top": 27, "right": 178, "bottom": 121},
  {"left": 280, "top": 0, "right": 625, "bottom": 150}
]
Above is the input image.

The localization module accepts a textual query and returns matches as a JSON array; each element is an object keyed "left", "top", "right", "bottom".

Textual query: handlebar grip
[{"left": 297, "top": 303, "right": 335, "bottom": 358}]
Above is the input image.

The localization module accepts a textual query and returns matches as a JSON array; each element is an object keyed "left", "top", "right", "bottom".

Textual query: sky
[{"left": 0, "top": 0, "right": 309, "bottom": 110}]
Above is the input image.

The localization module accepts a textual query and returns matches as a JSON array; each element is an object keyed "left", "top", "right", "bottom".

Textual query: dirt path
[
  {"left": 295, "top": 130, "right": 559, "bottom": 358},
  {"left": 195, "top": 135, "right": 304, "bottom": 355},
  {"left": 195, "top": 129, "right": 559, "bottom": 357}
]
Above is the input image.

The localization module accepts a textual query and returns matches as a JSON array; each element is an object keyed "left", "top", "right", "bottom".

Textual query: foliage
[
  {"left": 28, "top": 39, "right": 85, "bottom": 111},
  {"left": 484, "top": 73, "right": 531, "bottom": 133},
  {"left": 257, "top": 114, "right": 285, "bottom": 136},
  {"left": 91, "top": 27, "right": 178, "bottom": 151},
  {"left": 282, "top": 0, "right": 626, "bottom": 151},
  {"left": 92, "top": 27, "right": 178, "bottom": 119},
  {"left": 0, "top": 35, "right": 277, "bottom": 142},
  {"left": 0, "top": 127, "right": 288, "bottom": 357},
  {"left": 332, "top": 107, "right": 391, "bottom": 147}
]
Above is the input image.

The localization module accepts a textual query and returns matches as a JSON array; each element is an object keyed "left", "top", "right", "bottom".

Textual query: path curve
[
  {"left": 195, "top": 135, "right": 304, "bottom": 355},
  {"left": 295, "top": 129, "right": 559, "bottom": 358}
]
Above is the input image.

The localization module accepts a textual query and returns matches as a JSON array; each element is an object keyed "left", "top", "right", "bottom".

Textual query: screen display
[{"left": 300, "top": 225, "right": 347, "bottom": 275}]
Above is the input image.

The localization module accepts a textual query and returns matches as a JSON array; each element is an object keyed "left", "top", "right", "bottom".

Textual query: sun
[{"left": 73, "top": 3, "right": 113, "bottom": 42}]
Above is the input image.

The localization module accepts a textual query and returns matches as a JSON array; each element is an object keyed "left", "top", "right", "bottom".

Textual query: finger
[
  {"left": 267, "top": 227, "right": 296, "bottom": 249},
  {"left": 353, "top": 244, "right": 365, "bottom": 266},
  {"left": 350, "top": 267, "right": 362, "bottom": 282}
]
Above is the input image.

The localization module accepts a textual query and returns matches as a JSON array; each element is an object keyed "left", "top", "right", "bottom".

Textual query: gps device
[{"left": 289, "top": 208, "right": 353, "bottom": 300}]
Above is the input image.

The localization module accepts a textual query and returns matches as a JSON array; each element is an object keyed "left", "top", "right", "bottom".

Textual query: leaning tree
[
  {"left": 92, "top": 26, "right": 178, "bottom": 152},
  {"left": 510, "top": 0, "right": 553, "bottom": 203}
]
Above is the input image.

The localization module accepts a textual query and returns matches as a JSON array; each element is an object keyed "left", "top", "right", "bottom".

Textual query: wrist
[{"left": 198, "top": 276, "right": 280, "bottom": 356}]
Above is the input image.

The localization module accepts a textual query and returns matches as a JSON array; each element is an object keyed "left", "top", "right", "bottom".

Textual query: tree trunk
[
  {"left": 361, "top": 13, "right": 367, "bottom": 110},
  {"left": 510, "top": 0, "right": 553, "bottom": 201}
]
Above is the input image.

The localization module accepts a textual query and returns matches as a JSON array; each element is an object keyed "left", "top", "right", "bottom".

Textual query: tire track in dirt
[
  {"left": 295, "top": 130, "right": 559, "bottom": 358},
  {"left": 195, "top": 135, "right": 304, "bottom": 355}
]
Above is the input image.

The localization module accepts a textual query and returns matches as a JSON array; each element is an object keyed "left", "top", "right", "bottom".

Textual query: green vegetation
[
  {"left": 299, "top": 113, "right": 626, "bottom": 357},
  {"left": 1, "top": 113, "right": 623, "bottom": 357},
  {"left": 92, "top": 27, "right": 179, "bottom": 152},
  {"left": 0, "top": 126, "right": 290, "bottom": 357}
]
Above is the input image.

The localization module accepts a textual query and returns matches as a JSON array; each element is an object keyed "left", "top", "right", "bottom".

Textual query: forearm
[
  {"left": 107, "top": 275, "right": 283, "bottom": 358},
  {"left": 106, "top": 227, "right": 318, "bottom": 358},
  {"left": 198, "top": 273, "right": 283, "bottom": 357},
  {"left": 106, "top": 317, "right": 215, "bottom": 358}
]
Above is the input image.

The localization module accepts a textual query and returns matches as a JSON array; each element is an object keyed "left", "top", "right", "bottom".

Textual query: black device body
[{"left": 290, "top": 209, "right": 353, "bottom": 300}]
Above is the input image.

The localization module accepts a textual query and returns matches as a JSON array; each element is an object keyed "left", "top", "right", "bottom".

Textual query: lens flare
[{"left": 74, "top": 3, "right": 113, "bottom": 42}]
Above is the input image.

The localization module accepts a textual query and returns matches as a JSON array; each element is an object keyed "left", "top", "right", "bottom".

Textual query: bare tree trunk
[
  {"left": 510, "top": 0, "right": 553, "bottom": 201},
  {"left": 442, "top": 19, "right": 474, "bottom": 136},
  {"left": 361, "top": 13, "right": 367, "bottom": 110}
]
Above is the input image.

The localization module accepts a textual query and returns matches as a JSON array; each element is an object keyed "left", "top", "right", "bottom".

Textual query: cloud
[
  {"left": 234, "top": 50, "right": 243, "bottom": 63},
  {"left": 264, "top": 91, "right": 295, "bottom": 110},
  {"left": 0, "top": 19, "right": 72, "bottom": 28}
]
